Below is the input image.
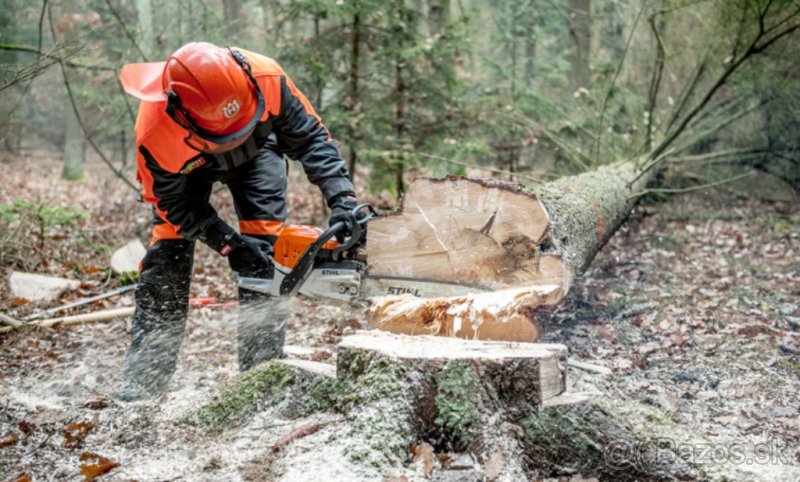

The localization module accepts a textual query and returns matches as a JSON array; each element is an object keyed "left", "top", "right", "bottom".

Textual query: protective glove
[
  {"left": 201, "top": 218, "right": 274, "bottom": 278},
  {"left": 328, "top": 194, "right": 361, "bottom": 243},
  {"left": 228, "top": 235, "right": 274, "bottom": 279}
]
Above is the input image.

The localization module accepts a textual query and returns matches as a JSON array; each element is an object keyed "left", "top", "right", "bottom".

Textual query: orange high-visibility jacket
[{"left": 133, "top": 49, "right": 354, "bottom": 240}]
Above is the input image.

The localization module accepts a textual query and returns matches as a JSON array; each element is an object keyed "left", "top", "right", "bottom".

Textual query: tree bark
[
  {"left": 347, "top": 2, "right": 362, "bottom": 182},
  {"left": 366, "top": 160, "right": 654, "bottom": 341}
]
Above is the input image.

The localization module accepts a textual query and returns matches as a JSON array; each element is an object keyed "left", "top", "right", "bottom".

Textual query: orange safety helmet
[{"left": 162, "top": 42, "right": 265, "bottom": 153}]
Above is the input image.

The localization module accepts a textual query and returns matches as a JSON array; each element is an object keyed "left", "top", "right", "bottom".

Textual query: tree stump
[{"left": 333, "top": 331, "right": 570, "bottom": 478}]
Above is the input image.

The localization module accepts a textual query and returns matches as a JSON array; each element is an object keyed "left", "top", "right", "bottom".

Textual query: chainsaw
[{"left": 236, "top": 204, "right": 492, "bottom": 301}]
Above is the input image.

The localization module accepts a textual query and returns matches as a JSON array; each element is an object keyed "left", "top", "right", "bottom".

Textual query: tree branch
[
  {"left": 47, "top": 3, "right": 138, "bottom": 192},
  {"left": 104, "top": 0, "right": 149, "bottom": 62},
  {"left": 645, "top": 12, "right": 666, "bottom": 150},
  {"left": 593, "top": 2, "right": 645, "bottom": 162}
]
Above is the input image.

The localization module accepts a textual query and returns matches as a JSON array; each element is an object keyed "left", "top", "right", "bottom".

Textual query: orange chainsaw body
[{"left": 272, "top": 225, "right": 340, "bottom": 269}]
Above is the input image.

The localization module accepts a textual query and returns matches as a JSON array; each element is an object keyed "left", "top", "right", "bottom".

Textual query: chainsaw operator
[{"left": 115, "top": 42, "right": 359, "bottom": 401}]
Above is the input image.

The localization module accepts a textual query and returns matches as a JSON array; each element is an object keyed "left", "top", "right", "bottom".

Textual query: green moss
[
  {"left": 342, "top": 358, "right": 406, "bottom": 410},
  {"left": 300, "top": 378, "right": 345, "bottom": 416},
  {"left": 522, "top": 406, "right": 603, "bottom": 462},
  {"left": 645, "top": 410, "right": 669, "bottom": 425},
  {"left": 778, "top": 358, "right": 800, "bottom": 379},
  {"left": 179, "top": 361, "right": 296, "bottom": 430},
  {"left": 343, "top": 357, "right": 412, "bottom": 467},
  {"left": 433, "top": 361, "right": 480, "bottom": 450}
]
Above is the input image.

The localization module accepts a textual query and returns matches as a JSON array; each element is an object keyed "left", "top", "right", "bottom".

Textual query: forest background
[{"left": 1, "top": 0, "right": 798, "bottom": 202}]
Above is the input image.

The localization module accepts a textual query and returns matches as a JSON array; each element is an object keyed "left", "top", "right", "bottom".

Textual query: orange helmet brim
[{"left": 119, "top": 62, "right": 167, "bottom": 102}]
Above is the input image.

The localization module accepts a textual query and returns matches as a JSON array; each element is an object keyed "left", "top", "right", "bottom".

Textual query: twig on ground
[
  {"left": 34, "top": 307, "right": 135, "bottom": 328},
  {"left": 0, "top": 312, "right": 23, "bottom": 328},
  {"left": 568, "top": 358, "right": 613, "bottom": 376},
  {"left": 25, "top": 284, "right": 137, "bottom": 321}
]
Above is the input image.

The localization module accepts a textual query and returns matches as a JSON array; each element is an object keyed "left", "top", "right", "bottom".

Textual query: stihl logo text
[
  {"left": 387, "top": 286, "right": 420, "bottom": 296},
  {"left": 222, "top": 99, "right": 240, "bottom": 119}
]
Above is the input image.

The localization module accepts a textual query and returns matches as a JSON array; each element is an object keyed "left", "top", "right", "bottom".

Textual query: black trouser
[{"left": 122, "top": 149, "right": 289, "bottom": 395}]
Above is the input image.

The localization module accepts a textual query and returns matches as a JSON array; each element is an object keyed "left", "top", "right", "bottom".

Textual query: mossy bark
[
  {"left": 532, "top": 160, "right": 652, "bottom": 275},
  {"left": 179, "top": 360, "right": 342, "bottom": 431}
]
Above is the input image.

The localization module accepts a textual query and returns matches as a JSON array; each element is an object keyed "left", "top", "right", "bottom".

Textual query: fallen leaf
[
  {"left": 63, "top": 421, "right": 93, "bottom": 448},
  {"left": 0, "top": 434, "right": 19, "bottom": 447},
  {"left": 10, "top": 297, "right": 29, "bottom": 306},
  {"left": 13, "top": 475, "right": 31, "bottom": 482},
  {"left": 411, "top": 441, "right": 435, "bottom": 476},
  {"left": 669, "top": 333, "right": 686, "bottom": 346},
  {"left": 484, "top": 450, "right": 506, "bottom": 480},
  {"left": 596, "top": 325, "right": 617, "bottom": 342},
  {"left": 17, "top": 421, "right": 35, "bottom": 436},
  {"left": 638, "top": 341, "right": 660, "bottom": 355},
  {"left": 79, "top": 452, "right": 119, "bottom": 481},
  {"left": 83, "top": 399, "right": 109, "bottom": 410}
]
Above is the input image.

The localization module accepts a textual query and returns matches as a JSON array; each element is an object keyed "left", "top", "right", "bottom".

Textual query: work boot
[
  {"left": 237, "top": 288, "right": 289, "bottom": 371},
  {"left": 115, "top": 239, "right": 194, "bottom": 401}
]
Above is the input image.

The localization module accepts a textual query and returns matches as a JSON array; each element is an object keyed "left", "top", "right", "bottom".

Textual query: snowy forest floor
[{"left": 0, "top": 153, "right": 798, "bottom": 481}]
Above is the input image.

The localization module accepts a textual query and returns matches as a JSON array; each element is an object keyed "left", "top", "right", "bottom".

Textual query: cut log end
[
  {"left": 367, "top": 284, "right": 564, "bottom": 342},
  {"left": 367, "top": 177, "right": 567, "bottom": 291}
]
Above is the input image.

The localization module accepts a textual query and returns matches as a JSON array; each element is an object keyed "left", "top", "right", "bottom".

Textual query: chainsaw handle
[
  {"left": 332, "top": 203, "right": 375, "bottom": 259},
  {"left": 279, "top": 203, "right": 375, "bottom": 297},
  {"left": 279, "top": 220, "right": 345, "bottom": 296}
]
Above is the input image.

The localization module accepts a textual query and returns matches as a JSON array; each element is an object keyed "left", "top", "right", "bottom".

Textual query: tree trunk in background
[
  {"left": 394, "top": 0, "right": 407, "bottom": 196},
  {"left": 62, "top": 109, "right": 85, "bottom": 180},
  {"left": 135, "top": 0, "right": 154, "bottom": 59},
  {"left": 367, "top": 159, "right": 656, "bottom": 341},
  {"left": 347, "top": 2, "right": 362, "bottom": 182},
  {"left": 223, "top": 0, "right": 242, "bottom": 38},
  {"left": 428, "top": 0, "right": 449, "bottom": 36},
  {"left": 60, "top": 0, "right": 84, "bottom": 180},
  {"left": 566, "top": 0, "right": 590, "bottom": 91},
  {"left": 524, "top": 2, "right": 537, "bottom": 87},
  {"left": 599, "top": 0, "right": 624, "bottom": 61}
]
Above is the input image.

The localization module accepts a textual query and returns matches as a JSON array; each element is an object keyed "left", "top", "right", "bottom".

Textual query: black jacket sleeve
[
  {"left": 271, "top": 76, "right": 356, "bottom": 205},
  {"left": 139, "top": 146, "right": 219, "bottom": 241}
]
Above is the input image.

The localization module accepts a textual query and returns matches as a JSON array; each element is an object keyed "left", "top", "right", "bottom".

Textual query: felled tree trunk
[{"left": 367, "top": 161, "right": 653, "bottom": 341}]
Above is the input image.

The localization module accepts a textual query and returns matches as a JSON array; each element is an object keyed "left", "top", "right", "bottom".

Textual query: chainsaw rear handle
[{"left": 279, "top": 203, "right": 375, "bottom": 296}]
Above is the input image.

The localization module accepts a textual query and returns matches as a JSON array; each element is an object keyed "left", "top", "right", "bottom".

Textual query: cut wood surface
[
  {"left": 367, "top": 162, "right": 655, "bottom": 341},
  {"left": 368, "top": 178, "right": 564, "bottom": 290},
  {"left": 338, "top": 331, "right": 568, "bottom": 406},
  {"left": 366, "top": 284, "right": 563, "bottom": 342}
]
